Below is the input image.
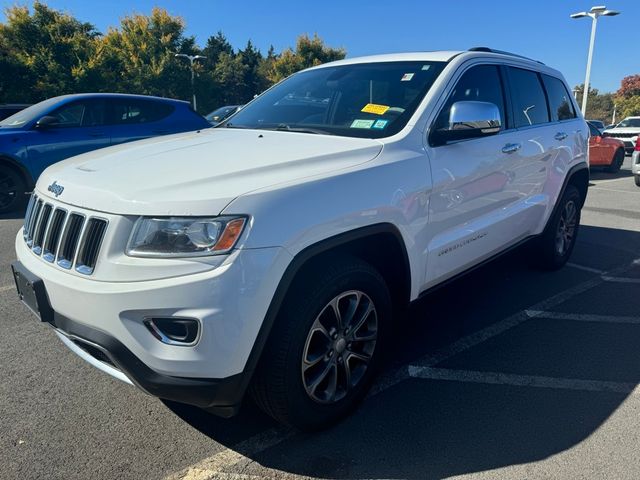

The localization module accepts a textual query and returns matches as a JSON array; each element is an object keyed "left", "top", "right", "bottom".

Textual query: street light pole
[
  {"left": 571, "top": 6, "right": 620, "bottom": 116},
  {"left": 174, "top": 53, "right": 207, "bottom": 111}
]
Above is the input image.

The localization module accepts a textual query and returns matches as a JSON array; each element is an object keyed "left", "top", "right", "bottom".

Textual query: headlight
[{"left": 126, "top": 216, "right": 247, "bottom": 257}]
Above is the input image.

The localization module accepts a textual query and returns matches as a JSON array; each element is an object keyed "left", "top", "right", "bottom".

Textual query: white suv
[{"left": 12, "top": 48, "right": 589, "bottom": 430}]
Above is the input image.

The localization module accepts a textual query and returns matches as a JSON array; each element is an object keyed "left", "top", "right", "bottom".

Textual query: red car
[{"left": 588, "top": 122, "right": 626, "bottom": 172}]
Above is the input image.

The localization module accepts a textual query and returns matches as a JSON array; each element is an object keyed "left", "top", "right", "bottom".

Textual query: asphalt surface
[{"left": 1, "top": 157, "right": 639, "bottom": 480}]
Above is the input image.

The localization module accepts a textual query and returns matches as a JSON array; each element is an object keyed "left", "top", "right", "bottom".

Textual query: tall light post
[
  {"left": 175, "top": 53, "right": 207, "bottom": 111},
  {"left": 570, "top": 6, "right": 620, "bottom": 116}
]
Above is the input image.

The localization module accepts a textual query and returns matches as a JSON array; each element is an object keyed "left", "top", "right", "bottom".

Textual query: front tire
[
  {"left": 533, "top": 184, "right": 581, "bottom": 271},
  {"left": 250, "top": 256, "right": 391, "bottom": 430},
  {"left": 0, "top": 165, "right": 27, "bottom": 214},
  {"left": 635, "top": 175, "right": 640, "bottom": 187}
]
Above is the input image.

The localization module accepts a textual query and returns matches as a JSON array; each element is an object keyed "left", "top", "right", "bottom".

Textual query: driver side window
[
  {"left": 433, "top": 64, "right": 506, "bottom": 133},
  {"left": 50, "top": 103, "right": 85, "bottom": 128},
  {"left": 49, "top": 100, "right": 105, "bottom": 128}
]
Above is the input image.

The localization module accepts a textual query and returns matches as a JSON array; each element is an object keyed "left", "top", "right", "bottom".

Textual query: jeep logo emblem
[{"left": 48, "top": 181, "right": 64, "bottom": 197}]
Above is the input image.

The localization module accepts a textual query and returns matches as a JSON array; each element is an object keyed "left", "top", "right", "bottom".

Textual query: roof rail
[{"left": 468, "top": 47, "right": 545, "bottom": 65}]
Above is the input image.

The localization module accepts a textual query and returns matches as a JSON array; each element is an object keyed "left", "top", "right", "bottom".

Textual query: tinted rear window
[
  {"left": 542, "top": 75, "right": 576, "bottom": 122},
  {"left": 508, "top": 67, "right": 550, "bottom": 128},
  {"left": 108, "top": 100, "right": 174, "bottom": 125}
]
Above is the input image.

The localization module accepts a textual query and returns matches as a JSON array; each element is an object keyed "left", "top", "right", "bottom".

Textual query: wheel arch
[
  {"left": 543, "top": 163, "right": 589, "bottom": 234},
  {"left": 0, "top": 155, "right": 35, "bottom": 190},
  {"left": 236, "top": 223, "right": 412, "bottom": 397}
]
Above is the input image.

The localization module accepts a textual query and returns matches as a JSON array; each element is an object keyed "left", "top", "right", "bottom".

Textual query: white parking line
[
  {"left": 0, "top": 284, "right": 14, "bottom": 293},
  {"left": 166, "top": 259, "right": 637, "bottom": 480},
  {"left": 166, "top": 427, "right": 295, "bottom": 480},
  {"left": 526, "top": 310, "right": 640, "bottom": 325},
  {"left": 410, "top": 275, "right": 604, "bottom": 370},
  {"left": 602, "top": 276, "right": 640, "bottom": 284},
  {"left": 407, "top": 366, "right": 639, "bottom": 395},
  {"left": 566, "top": 262, "right": 605, "bottom": 274}
]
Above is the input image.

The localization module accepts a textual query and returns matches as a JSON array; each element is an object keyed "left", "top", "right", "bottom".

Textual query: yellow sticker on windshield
[{"left": 361, "top": 103, "right": 390, "bottom": 115}]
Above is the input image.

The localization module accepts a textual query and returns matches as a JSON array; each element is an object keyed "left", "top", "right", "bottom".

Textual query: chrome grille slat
[
  {"left": 43, "top": 209, "right": 67, "bottom": 263},
  {"left": 23, "top": 195, "right": 36, "bottom": 240},
  {"left": 21, "top": 193, "right": 109, "bottom": 275},
  {"left": 76, "top": 218, "right": 108, "bottom": 275},
  {"left": 26, "top": 199, "right": 43, "bottom": 247},
  {"left": 32, "top": 204, "right": 53, "bottom": 255},
  {"left": 57, "top": 214, "right": 85, "bottom": 270}
]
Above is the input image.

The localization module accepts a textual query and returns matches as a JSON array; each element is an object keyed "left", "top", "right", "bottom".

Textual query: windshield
[
  {"left": 617, "top": 118, "right": 640, "bottom": 128},
  {"left": 225, "top": 61, "right": 446, "bottom": 138},
  {"left": 206, "top": 106, "right": 239, "bottom": 122},
  {"left": 0, "top": 97, "right": 61, "bottom": 128}
]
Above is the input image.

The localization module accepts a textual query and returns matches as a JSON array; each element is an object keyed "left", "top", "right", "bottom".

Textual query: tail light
[{"left": 635, "top": 137, "right": 640, "bottom": 151}]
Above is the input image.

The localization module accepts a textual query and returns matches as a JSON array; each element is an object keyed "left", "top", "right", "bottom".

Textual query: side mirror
[
  {"left": 435, "top": 101, "right": 502, "bottom": 144},
  {"left": 35, "top": 115, "right": 59, "bottom": 129}
]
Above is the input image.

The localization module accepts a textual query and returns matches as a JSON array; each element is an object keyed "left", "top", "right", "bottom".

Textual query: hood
[
  {"left": 36, "top": 128, "right": 383, "bottom": 215},
  {"left": 604, "top": 127, "right": 640, "bottom": 134}
]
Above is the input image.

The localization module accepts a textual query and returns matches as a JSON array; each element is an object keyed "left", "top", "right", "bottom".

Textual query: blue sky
[{"left": 1, "top": 0, "right": 637, "bottom": 93}]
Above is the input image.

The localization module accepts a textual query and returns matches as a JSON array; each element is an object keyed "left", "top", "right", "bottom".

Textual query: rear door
[{"left": 107, "top": 99, "right": 176, "bottom": 146}]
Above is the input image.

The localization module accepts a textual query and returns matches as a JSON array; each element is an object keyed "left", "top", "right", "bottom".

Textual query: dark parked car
[
  {"left": 0, "top": 93, "right": 210, "bottom": 213},
  {"left": 587, "top": 119, "right": 605, "bottom": 130},
  {"left": 0, "top": 104, "right": 31, "bottom": 121},
  {"left": 205, "top": 105, "right": 241, "bottom": 125}
]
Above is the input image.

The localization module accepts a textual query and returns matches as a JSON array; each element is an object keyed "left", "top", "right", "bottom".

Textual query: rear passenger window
[
  {"left": 434, "top": 64, "right": 506, "bottom": 131},
  {"left": 508, "top": 67, "right": 550, "bottom": 128},
  {"left": 109, "top": 100, "right": 174, "bottom": 125},
  {"left": 542, "top": 75, "right": 576, "bottom": 122}
]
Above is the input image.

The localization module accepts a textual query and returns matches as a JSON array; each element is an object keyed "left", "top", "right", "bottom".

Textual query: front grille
[
  {"left": 23, "top": 194, "right": 108, "bottom": 275},
  {"left": 604, "top": 132, "right": 638, "bottom": 139}
]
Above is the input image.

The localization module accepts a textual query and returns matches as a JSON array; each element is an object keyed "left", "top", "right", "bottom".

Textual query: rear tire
[
  {"left": 606, "top": 149, "right": 625, "bottom": 173},
  {"left": 0, "top": 165, "right": 27, "bottom": 214},
  {"left": 250, "top": 256, "right": 391, "bottom": 431},
  {"left": 635, "top": 175, "right": 640, "bottom": 187},
  {"left": 533, "top": 184, "right": 581, "bottom": 271}
]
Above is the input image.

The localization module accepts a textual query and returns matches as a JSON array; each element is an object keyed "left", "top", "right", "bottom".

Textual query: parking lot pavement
[{"left": 1, "top": 159, "right": 639, "bottom": 480}]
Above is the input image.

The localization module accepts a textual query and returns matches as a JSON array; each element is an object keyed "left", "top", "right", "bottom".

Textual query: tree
[
  {"left": 0, "top": 2, "right": 99, "bottom": 102},
  {"left": 267, "top": 34, "right": 346, "bottom": 83},
  {"left": 90, "top": 8, "right": 194, "bottom": 99},
  {"left": 0, "top": 4, "right": 347, "bottom": 112},
  {"left": 615, "top": 74, "right": 640, "bottom": 118},
  {"left": 574, "top": 84, "right": 615, "bottom": 123}
]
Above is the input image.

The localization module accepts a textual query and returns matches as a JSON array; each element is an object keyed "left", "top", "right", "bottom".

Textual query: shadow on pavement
[
  {"left": 589, "top": 168, "right": 633, "bottom": 182},
  {"left": 165, "top": 224, "right": 640, "bottom": 479}
]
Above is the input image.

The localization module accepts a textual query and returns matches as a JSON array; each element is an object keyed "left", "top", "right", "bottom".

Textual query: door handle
[
  {"left": 554, "top": 132, "right": 568, "bottom": 141},
  {"left": 502, "top": 143, "right": 521, "bottom": 154}
]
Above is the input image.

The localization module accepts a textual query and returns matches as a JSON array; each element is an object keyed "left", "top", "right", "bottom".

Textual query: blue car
[{"left": 0, "top": 93, "right": 210, "bottom": 213}]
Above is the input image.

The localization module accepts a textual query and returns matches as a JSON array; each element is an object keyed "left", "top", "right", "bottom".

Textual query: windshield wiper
[{"left": 268, "top": 124, "right": 333, "bottom": 135}]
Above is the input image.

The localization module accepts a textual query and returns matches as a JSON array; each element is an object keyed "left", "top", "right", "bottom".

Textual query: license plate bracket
[{"left": 11, "top": 261, "right": 55, "bottom": 324}]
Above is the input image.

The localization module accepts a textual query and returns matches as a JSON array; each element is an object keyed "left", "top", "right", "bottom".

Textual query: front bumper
[
  {"left": 52, "top": 307, "right": 247, "bottom": 416},
  {"left": 14, "top": 232, "right": 292, "bottom": 412}
]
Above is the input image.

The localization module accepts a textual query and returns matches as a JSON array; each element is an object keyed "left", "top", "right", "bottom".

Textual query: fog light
[{"left": 144, "top": 317, "right": 200, "bottom": 345}]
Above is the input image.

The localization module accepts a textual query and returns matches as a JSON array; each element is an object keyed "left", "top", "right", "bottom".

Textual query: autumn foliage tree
[
  {"left": 615, "top": 74, "right": 640, "bottom": 119},
  {"left": 0, "top": 3, "right": 345, "bottom": 113}
]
